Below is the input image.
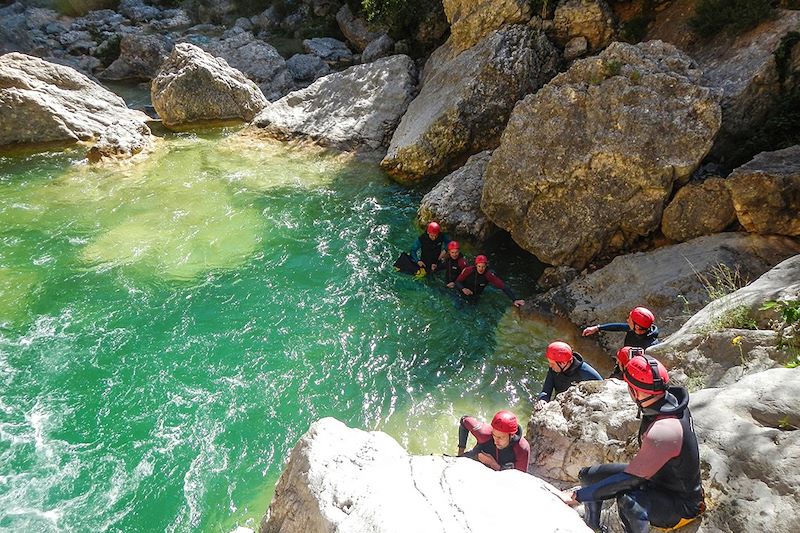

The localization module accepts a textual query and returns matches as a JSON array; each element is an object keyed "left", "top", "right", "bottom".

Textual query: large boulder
[
  {"left": 250, "top": 55, "right": 417, "bottom": 157},
  {"left": 661, "top": 177, "right": 736, "bottom": 242},
  {"left": 534, "top": 233, "right": 800, "bottom": 350},
  {"left": 442, "top": 0, "right": 532, "bottom": 52},
  {"left": 381, "top": 25, "right": 560, "bottom": 183},
  {"left": 261, "top": 417, "right": 591, "bottom": 533},
  {"left": 151, "top": 43, "right": 268, "bottom": 127},
  {"left": 726, "top": 145, "right": 800, "bottom": 237},
  {"left": 285, "top": 53, "right": 331, "bottom": 85},
  {"left": 418, "top": 151, "right": 497, "bottom": 241},
  {"left": 99, "top": 33, "right": 173, "bottom": 81},
  {"left": 0, "top": 53, "right": 149, "bottom": 150},
  {"left": 552, "top": 0, "right": 616, "bottom": 51},
  {"left": 481, "top": 41, "right": 722, "bottom": 268},
  {"left": 335, "top": 4, "right": 382, "bottom": 52}
]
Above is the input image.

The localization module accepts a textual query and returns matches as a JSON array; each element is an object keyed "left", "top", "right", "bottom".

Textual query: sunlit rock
[
  {"left": 87, "top": 119, "right": 154, "bottom": 163},
  {"left": 442, "top": 0, "right": 532, "bottom": 52},
  {"left": 552, "top": 0, "right": 615, "bottom": 51},
  {"left": 661, "top": 177, "right": 736, "bottom": 242}
]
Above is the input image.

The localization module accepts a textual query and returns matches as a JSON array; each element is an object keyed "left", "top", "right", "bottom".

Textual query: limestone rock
[
  {"left": 286, "top": 54, "right": 331, "bottom": 84},
  {"left": 362, "top": 34, "right": 394, "bottom": 63},
  {"left": 726, "top": 145, "right": 800, "bottom": 236},
  {"left": 118, "top": 0, "right": 160, "bottom": 22},
  {"left": 303, "top": 37, "right": 354, "bottom": 68},
  {"left": 481, "top": 41, "right": 722, "bottom": 268},
  {"left": 0, "top": 53, "right": 149, "bottom": 148},
  {"left": 552, "top": 0, "right": 615, "bottom": 50},
  {"left": 151, "top": 43, "right": 268, "bottom": 127},
  {"left": 537, "top": 266, "right": 579, "bottom": 291},
  {"left": 534, "top": 233, "right": 800, "bottom": 350},
  {"left": 100, "top": 33, "right": 173, "bottom": 81},
  {"left": 87, "top": 119, "right": 153, "bottom": 163},
  {"left": 381, "top": 25, "right": 560, "bottom": 183},
  {"left": 442, "top": 0, "right": 532, "bottom": 52},
  {"left": 661, "top": 178, "right": 736, "bottom": 242},
  {"left": 564, "top": 36, "right": 589, "bottom": 61},
  {"left": 250, "top": 55, "right": 417, "bottom": 156},
  {"left": 261, "top": 417, "right": 592, "bottom": 533},
  {"left": 335, "top": 4, "right": 382, "bottom": 52}
]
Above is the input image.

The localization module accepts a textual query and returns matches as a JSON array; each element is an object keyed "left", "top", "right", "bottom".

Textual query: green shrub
[
  {"left": 708, "top": 305, "right": 758, "bottom": 331},
  {"left": 689, "top": 0, "right": 774, "bottom": 37}
]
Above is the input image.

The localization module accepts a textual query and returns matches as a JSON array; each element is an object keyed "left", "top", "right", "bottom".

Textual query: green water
[{"left": 0, "top": 130, "right": 562, "bottom": 532}]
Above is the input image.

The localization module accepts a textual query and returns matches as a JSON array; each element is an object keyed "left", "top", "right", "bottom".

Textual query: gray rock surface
[
  {"left": 726, "top": 145, "right": 800, "bottom": 237},
  {"left": 251, "top": 55, "right": 417, "bottom": 156},
  {"left": 442, "top": 0, "right": 532, "bottom": 52},
  {"left": 286, "top": 53, "right": 331, "bottom": 84},
  {"left": 381, "top": 25, "right": 560, "bottom": 183},
  {"left": 151, "top": 43, "right": 268, "bottom": 127},
  {"left": 261, "top": 417, "right": 592, "bottom": 533},
  {"left": 335, "top": 4, "right": 382, "bottom": 52},
  {"left": 418, "top": 151, "right": 497, "bottom": 241},
  {"left": 0, "top": 53, "right": 149, "bottom": 148},
  {"left": 482, "top": 41, "right": 722, "bottom": 268},
  {"left": 100, "top": 33, "right": 173, "bottom": 81},
  {"left": 362, "top": 34, "right": 394, "bottom": 63},
  {"left": 552, "top": 0, "right": 615, "bottom": 50},
  {"left": 661, "top": 177, "right": 736, "bottom": 242},
  {"left": 303, "top": 37, "right": 354, "bottom": 67},
  {"left": 86, "top": 119, "right": 153, "bottom": 162}
]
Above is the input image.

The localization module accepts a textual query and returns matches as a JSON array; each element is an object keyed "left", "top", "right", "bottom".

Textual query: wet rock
[
  {"left": 442, "top": 0, "right": 532, "bottom": 52},
  {"left": 286, "top": 54, "right": 331, "bottom": 83},
  {"left": 362, "top": 34, "right": 394, "bottom": 63},
  {"left": 87, "top": 119, "right": 153, "bottom": 162},
  {"left": 661, "top": 178, "right": 736, "bottom": 242},
  {"left": 303, "top": 37, "right": 354, "bottom": 67},
  {"left": 335, "top": 4, "right": 382, "bottom": 52},
  {"left": 151, "top": 43, "right": 268, "bottom": 127},
  {"left": 552, "top": 0, "right": 616, "bottom": 51},
  {"left": 482, "top": 41, "right": 722, "bottom": 268},
  {"left": 100, "top": 33, "right": 173, "bottom": 81}
]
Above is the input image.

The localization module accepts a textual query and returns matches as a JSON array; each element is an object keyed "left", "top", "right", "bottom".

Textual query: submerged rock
[{"left": 87, "top": 119, "right": 153, "bottom": 163}]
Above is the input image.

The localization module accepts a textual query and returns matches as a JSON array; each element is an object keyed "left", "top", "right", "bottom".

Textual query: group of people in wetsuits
[{"left": 457, "top": 305, "right": 705, "bottom": 533}]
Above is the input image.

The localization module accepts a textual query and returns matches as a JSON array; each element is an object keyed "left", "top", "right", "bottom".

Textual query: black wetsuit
[
  {"left": 454, "top": 266, "right": 517, "bottom": 301},
  {"left": 537, "top": 352, "right": 603, "bottom": 402},
  {"left": 598, "top": 323, "right": 660, "bottom": 378},
  {"left": 439, "top": 253, "right": 467, "bottom": 284},
  {"left": 410, "top": 233, "right": 449, "bottom": 271}
]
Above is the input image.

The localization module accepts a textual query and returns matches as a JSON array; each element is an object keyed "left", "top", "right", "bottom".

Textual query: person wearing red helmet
[
  {"left": 457, "top": 410, "right": 530, "bottom": 472},
  {"left": 454, "top": 255, "right": 525, "bottom": 308},
  {"left": 438, "top": 240, "right": 467, "bottom": 288},
  {"left": 559, "top": 353, "right": 704, "bottom": 533},
  {"left": 409, "top": 221, "right": 451, "bottom": 273},
  {"left": 535, "top": 341, "right": 602, "bottom": 408},
  {"left": 581, "top": 306, "right": 660, "bottom": 378}
]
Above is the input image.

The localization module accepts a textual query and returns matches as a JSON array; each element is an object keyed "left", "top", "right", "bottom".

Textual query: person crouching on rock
[
  {"left": 535, "top": 341, "right": 603, "bottom": 410},
  {"left": 439, "top": 240, "right": 467, "bottom": 288},
  {"left": 454, "top": 255, "right": 525, "bottom": 308},
  {"left": 457, "top": 410, "right": 530, "bottom": 472},
  {"left": 410, "top": 221, "right": 450, "bottom": 273}
]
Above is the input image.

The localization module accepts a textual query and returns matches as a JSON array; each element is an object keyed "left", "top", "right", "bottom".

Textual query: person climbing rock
[
  {"left": 454, "top": 255, "right": 524, "bottom": 307},
  {"left": 535, "top": 341, "right": 602, "bottom": 409},
  {"left": 457, "top": 410, "right": 530, "bottom": 472},
  {"left": 582, "top": 307, "right": 660, "bottom": 378},
  {"left": 439, "top": 240, "right": 468, "bottom": 288},
  {"left": 558, "top": 353, "right": 704, "bottom": 533}
]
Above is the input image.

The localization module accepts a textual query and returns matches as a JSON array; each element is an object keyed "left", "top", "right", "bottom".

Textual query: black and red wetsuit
[
  {"left": 454, "top": 266, "right": 518, "bottom": 301},
  {"left": 439, "top": 253, "right": 468, "bottom": 284},
  {"left": 457, "top": 416, "right": 530, "bottom": 472},
  {"left": 410, "top": 232, "right": 450, "bottom": 271},
  {"left": 574, "top": 387, "right": 703, "bottom": 533}
]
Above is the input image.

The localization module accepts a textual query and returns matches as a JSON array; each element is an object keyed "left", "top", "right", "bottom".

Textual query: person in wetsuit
[
  {"left": 535, "top": 341, "right": 602, "bottom": 409},
  {"left": 559, "top": 353, "right": 704, "bottom": 533},
  {"left": 457, "top": 410, "right": 530, "bottom": 472},
  {"left": 439, "top": 240, "right": 467, "bottom": 288},
  {"left": 410, "top": 221, "right": 450, "bottom": 273},
  {"left": 454, "top": 255, "right": 525, "bottom": 308},
  {"left": 582, "top": 307, "right": 660, "bottom": 378}
]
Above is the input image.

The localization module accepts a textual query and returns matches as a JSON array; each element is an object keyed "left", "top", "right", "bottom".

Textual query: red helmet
[
  {"left": 623, "top": 353, "right": 669, "bottom": 395},
  {"left": 448, "top": 241, "right": 459, "bottom": 251},
  {"left": 491, "top": 410, "right": 518, "bottom": 434},
  {"left": 426, "top": 222, "right": 441, "bottom": 235},
  {"left": 629, "top": 307, "right": 654, "bottom": 329},
  {"left": 616, "top": 346, "right": 643, "bottom": 369},
  {"left": 545, "top": 341, "right": 573, "bottom": 363},
  {"left": 475, "top": 255, "right": 488, "bottom": 265}
]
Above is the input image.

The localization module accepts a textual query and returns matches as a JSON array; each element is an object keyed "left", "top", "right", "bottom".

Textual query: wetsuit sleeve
[
  {"left": 598, "top": 323, "right": 630, "bottom": 332},
  {"left": 625, "top": 417, "right": 683, "bottom": 479},
  {"left": 410, "top": 237, "right": 422, "bottom": 262},
  {"left": 575, "top": 471, "right": 645, "bottom": 502},
  {"left": 485, "top": 271, "right": 517, "bottom": 300},
  {"left": 537, "top": 370, "right": 555, "bottom": 402},
  {"left": 455, "top": 267, "right": 473, "bottom": 290},
  {"left": 513, "top": 435, "right": 530, "bottom": 472},
  {"left": 457, "top": 257, "right": 468, "bottom": 271},
  {"left": 459, "top": 416, "right": 492, "bottom": 446}
]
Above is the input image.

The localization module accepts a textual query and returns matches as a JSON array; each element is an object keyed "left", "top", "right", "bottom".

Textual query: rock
[
  {"left": 661, "top": 177, "right": 736, "bottom": 242},
  {"left": 100, "top": 33, "right": 173, "bottom": 81},
  {"left": 87, "top": 119, "right": 153, "bottom": 163},
  {"left": 335, "top": 4, "right": 382, "bottom": 52},
  {"left": 381, "top": 25, "right": 560, "bottom": 183},
  {"left": 71, "top": 9, "right": 126, "bottom": 34},
  {"left": 442, "top": 0, "right": 532, "bottom": 52},
  {"left": 414, "top": 3, "right": 450, "bottom": 53},
  {"left": 726, "top": 145, "right": 800, "bottom": 236},
  {"left": 649, "top": 253, "right": 800, "bottom": 389},
  {"left": 563, "top": 36, "right": 589, "bottom": 61},
  {"left": 481, "top": 41, "right": 722, "bottom": 268},
  {"left": 286, "top": 54, "right": 331, "bottom": 83},
  {"left": 149, "top": 8, "right": 191, "bottom": 32},
  {"left": 362, "top": 34, "right": 394, "bottom": 63},
  {"left": 118, "top": 0, "right": 160, "bottom": 22},
  {"left": 302, "top": 37, "right": 354, "bottom": 68},
  {"left": 534, "top": 233, "right": 800, "bottom": 349},
  {"left": 552, "top": 0, "right": 616, "bottom": 50},
  {"left": 537, "top": 266, "right": 579, "bottom": 291},
  {"left": 250, "top": 55, "right": 417, "bottom": 157},
  {"left": 151, "top": 43, "right": 268, "bottom": 127},
  {"left": 196, "top": 0, "right": 237, "bottom": 25},
  {"left": 260, "top": 417, "right": 592, "bottom": 533},
  {"left": 690, "top": 367, "right": 800, "bottom": 533},
  {"left": 0, "top": 53, "right": 149, "bottom": 149},
  {"left": 418, "top": 151, "right": 497, "bottom": 241}
]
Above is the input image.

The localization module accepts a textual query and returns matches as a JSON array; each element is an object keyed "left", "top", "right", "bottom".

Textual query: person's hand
[
  {"left": 462, "top": 288, "right": 473, "bottom": 296},
  {"left": 446, "top": 282, "right": 455, "bottom": 288},
  {"left": 513, "top": 299, "right": 525, "bottom": 308},
  {"left": 558, "top": 490, "right": 579, "bottom": 506},
  {"left": 457, "top": 446, "right": 465, "bottom": 457},
  {"left": 477, "top": 452, "right": 500, "bottom": 471},
  {"left": 534, "top": 399, "right": 547, "bottom": 411},
  {"left": 582, "top": 325, "right": 599, "bottom": 336},
  {"left": 417, "top": 261, "right": 426, "bottom": 268},
  {"left": 431, "top": 263, "right": 437, "bottom": 271}
]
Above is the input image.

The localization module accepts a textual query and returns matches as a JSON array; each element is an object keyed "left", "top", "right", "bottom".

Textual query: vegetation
[
  {"left": 697, "top": 263, "right": 751, "bottom": 301},
  {"left": 360, "top": 0, "right": 432, "bottom": 37},
  {"left": 761, "top": 299, "right": 800, "bottom": 366},
  {"left": 708, "top": 305, "right": 758, "bottom": 331},
  {"left": 689, "top": 0, "right": 774, "bottom": 37}
]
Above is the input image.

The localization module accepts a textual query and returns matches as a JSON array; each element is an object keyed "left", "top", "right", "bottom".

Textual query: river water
[{"left": 0, "top": 129, "right": 592, "bottom": 531}]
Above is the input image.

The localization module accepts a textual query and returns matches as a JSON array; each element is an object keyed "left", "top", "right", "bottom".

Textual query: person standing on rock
[
  {"left": 454, "top": 255, "right": 525, "bottom": 307},
  {"left": 410, "top": 221, "right": 450, "bottom": 273},
  {"left": 438, "top": 240, "right": 468, "bottom": 288},
  {"left": 581, "top": 307, "right": 660, "bottom": 378},
  {"left": 535, "top": 341, "right": 602, "bottom": 409},
  {"left": 558, "top": 353, "right": 704, "bottom": 533},
  {"left": 457, "top": 410, "right": 530, "bottom": 472}
]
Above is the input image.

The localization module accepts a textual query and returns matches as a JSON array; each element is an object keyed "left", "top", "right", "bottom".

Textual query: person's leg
[
  {"left": 578, "top": 464, "right": 628, "bottom": 530},
  {"left": 616, "top": 491, "right": 650, "bottom": 533}
]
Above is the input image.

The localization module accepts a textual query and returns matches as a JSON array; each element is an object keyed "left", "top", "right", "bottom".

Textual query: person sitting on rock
[
  {"left": 438, "top": 240, "right": 468, "bottom": 288},
  {"left": 454, "top": 255, "right": 525, "bottom": 307},
  {"left": 457, "top": 410, "right": 530, "bottom": 472},
  {"left": 535, "top": 341, "right": 602, "bottom": 409},
  {"left": 581, "top": 307, "right": 660, "bottom": 378},
  {"left": 410, "top": 221, "right": 450, "bottom": 273},
  {"left": 558, "top": 353, "right": 705, "bottom": 533}
]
